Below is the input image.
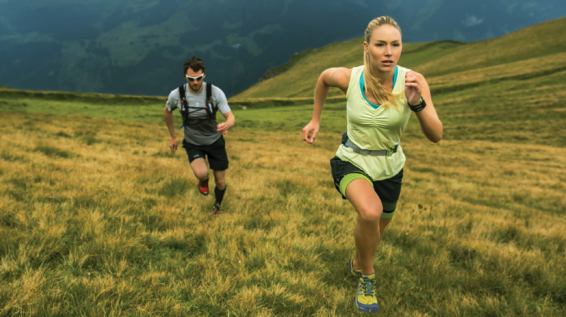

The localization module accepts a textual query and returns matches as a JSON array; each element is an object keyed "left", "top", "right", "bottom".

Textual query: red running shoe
[{"left": 198, "top": 179, "right": 209, "bottom": 195}]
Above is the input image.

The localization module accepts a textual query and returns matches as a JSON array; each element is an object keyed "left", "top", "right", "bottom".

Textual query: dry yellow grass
[{"left": 1, "top": 110, "right": 565, "bottom": 315}]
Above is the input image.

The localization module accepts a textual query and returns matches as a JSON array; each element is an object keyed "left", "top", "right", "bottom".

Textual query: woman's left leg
[
  {"left": 344, "top": 179, "right": 383, "bottom": 275},
  {"left": 353, "top": 217, "right": 392, "bottom": 271},
  {"left": 344, "top": 178, "right": 383, "bottom": 312}
]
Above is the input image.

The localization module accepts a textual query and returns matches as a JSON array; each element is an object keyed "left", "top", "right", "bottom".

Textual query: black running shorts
[
  {"left": 183, "top": 135, "right": 229, "bottom": 171},
  {"left": 330, "top": 156, "right": 403, "bottom": 218}
]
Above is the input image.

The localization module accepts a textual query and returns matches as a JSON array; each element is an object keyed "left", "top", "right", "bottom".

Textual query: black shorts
[
  {"left": 183, "top": 136, "right": 229, "bottom": 171},
  {"left": 330, "top": 156, "right": 403, "bottom": 217}
]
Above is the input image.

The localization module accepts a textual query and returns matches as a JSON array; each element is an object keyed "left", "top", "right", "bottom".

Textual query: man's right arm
[{"left": 163, "top": 106, "right": 178, "bottom": 151}]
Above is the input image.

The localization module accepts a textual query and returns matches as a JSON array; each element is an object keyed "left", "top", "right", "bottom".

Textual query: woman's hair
[
  {"left": 363, "top": 16, "right": 402, "bottom": 108},
  {"left": 183, "top": 56, "right": 206, "bottom": 75}
]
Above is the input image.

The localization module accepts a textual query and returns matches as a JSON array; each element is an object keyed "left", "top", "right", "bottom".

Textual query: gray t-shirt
[{"left": 166, "top": 82, "right": 231, "bottom": 146}]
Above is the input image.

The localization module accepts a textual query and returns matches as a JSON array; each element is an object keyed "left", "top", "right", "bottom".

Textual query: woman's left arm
[{"left": 405, "top": 71, "right": 443, "bottom": 143}]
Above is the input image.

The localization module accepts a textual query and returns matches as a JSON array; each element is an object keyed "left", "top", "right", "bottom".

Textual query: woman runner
[{"left": 302, "top": 16, "right": 443, "bottom": 313}]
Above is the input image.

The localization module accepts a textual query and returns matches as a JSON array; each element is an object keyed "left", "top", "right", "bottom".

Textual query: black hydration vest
[{"left": 178, "top": 83, "right": 217, "bottom": 128}]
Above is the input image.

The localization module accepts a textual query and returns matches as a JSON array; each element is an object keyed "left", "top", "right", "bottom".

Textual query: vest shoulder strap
[
  {"left": 206, "top": 82, "right": 212, "bottom": 102},
  {"left": 178, "top": 84, "right": 186, "bottom": 102},
  {"left": 178, "top": 84, "right": 189, "bottom": 122},
  {"left": 206, "top": 83, "right": 216, "bottom": 111}
]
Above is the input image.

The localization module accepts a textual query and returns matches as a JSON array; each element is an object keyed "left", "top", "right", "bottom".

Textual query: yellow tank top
[{"left": 335, "top": 65, "right": 411, "bottom": 180}]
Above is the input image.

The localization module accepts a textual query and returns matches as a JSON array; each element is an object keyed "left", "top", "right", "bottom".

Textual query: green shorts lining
[
  {"left": 339, "top": 173, "right": 399, "bottom": 219},
  {"left": 339, "top": 173, "right": 373, "bottom": 197}
]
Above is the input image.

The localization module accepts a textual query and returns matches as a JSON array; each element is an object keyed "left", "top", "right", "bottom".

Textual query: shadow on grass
[{"left": 158, "top": 177, "right": 191, "bottom": 198}]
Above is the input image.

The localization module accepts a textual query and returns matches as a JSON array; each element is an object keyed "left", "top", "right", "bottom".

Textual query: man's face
[{"left": 186, "top": 68, "right": 205, "bottom": 92}]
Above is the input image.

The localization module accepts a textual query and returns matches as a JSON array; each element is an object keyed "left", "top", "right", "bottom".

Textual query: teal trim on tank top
[{"left": 360, "top": 66, "right": 398, "bottom": 109}]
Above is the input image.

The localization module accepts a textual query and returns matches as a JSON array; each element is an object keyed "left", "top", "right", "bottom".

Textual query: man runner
[{"left": 164, "top": 56, "right": 235, "bottom": 216}]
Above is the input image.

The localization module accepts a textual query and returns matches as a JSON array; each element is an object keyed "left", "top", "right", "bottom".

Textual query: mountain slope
[{"left": 234, "top": 17, "right": 566, "bottom": 99}]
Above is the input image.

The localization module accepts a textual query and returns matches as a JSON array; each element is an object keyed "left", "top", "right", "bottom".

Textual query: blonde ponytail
[{"left": 363, "top": 16, "right": 402, "bottom": 108}]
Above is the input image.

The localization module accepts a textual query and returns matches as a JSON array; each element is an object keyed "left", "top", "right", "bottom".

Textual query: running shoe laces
[{"left": 356, "top": 274, "right": 379, "bottom": 313}]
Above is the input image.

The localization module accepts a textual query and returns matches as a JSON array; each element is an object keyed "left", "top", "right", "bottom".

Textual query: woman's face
[{"left": 364, "top": 24, "right": 402, "bottom": 73}]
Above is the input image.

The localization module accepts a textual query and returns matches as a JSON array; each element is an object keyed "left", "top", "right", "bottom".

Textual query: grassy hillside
[
  {"left": 1, "top": 17, "right": 565, "bottom": 316},
  {"left": 234, "top": 17, "right": 566, "bottom": 99}
]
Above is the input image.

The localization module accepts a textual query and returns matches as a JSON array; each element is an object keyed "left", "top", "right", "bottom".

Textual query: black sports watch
[{"left": 408, "top": 97, "right": 426, "bottom": 112}]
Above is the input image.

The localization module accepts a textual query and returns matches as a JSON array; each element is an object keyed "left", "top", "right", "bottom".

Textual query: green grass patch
[
  {"left": 158, "top": 177, "right": 192, "bottom": 198},
  {"left": 152, "top": 151, "right": 177, "bottom": 158},
  {"left": 33, "top": 146, "right": 74, "bottom": 159},
  {"left": 1, "top": 151, "right": 25, "bottom": 162}
]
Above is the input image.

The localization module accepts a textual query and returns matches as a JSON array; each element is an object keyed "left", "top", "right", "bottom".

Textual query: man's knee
[
  {"left": 194, "top": 170, "right": 208, "bottom": 180},
  {"left": 214, "top": 177, "right": 226, "bottom": 189}
]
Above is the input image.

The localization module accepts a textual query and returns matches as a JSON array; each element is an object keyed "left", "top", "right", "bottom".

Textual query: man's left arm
[
  {"left": 217, "top": 111, "right": 235, "bottom": 134},
  {"left": 214, "top": 87, "right": 235, "bottom": 134}
]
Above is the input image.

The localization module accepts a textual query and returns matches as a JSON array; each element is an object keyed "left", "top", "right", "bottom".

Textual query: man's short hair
[{"left": 183, "top": 56, "right": 206, "bottom": 75}]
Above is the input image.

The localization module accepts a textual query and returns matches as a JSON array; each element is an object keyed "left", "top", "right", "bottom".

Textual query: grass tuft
[
  {"left": 74, "top": 130, "right": 98, "bottom": 145},
  {"left": 158, "top": 177, "right": 191, "bottom": 198},
  {"left": 33, "top": 146, "right": 74, "bottom": 158},
  {"left": 55, "top": 131, "right": 71, "bottom": 138},
  {"left": 151, "top": 151, "right": 177, "bottom": 158},
  {"left": 1, "top": 151, "right": 25, "bottom": 162},
  {"left": 450, "top": 248, "right": 477, "bottom": 264}
]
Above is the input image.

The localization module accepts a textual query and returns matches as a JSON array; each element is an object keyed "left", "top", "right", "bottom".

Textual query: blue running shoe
[
  {"left": 356, "top": 273, "right": 379, "bottom": 313},
  {"left": 347, "top": 259, "right": 362, "bottom": 278}
]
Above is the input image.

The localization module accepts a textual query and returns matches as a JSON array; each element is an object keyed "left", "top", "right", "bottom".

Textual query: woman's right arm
[{"left": 302, "top": 67, "right": 351, "bottom": 144}]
